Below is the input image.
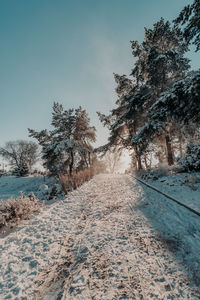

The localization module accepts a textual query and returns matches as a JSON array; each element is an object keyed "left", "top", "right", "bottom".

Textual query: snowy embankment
[
  {"left": 0, "top": 176, "right": 62, "bottom": 202},
  {"left": 139, "top": 172, "right": 200, "bottom": 213},
  {"left": 0, "top": 174, "right": 200, "bottom": 299}
]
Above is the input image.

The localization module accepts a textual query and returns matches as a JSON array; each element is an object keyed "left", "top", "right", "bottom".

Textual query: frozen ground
[
  {"left": 0, "top": 174, "right": 200, "bottom": 299},
  {"left": 0, "top": 176, "right": 61, "bottom": 201}
]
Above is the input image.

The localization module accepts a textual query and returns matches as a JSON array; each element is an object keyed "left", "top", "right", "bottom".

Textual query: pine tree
[
  {"left": 28, "top": 103, "right": 96, "bottom": 176},
  {"left": 131, "top": 18, "right": 190, "bottom": 93},
  {"left": 97, "top": 19, "right": 190, "bottom": 167},
  {"left": 96, "top": 74, "right": 133, "bottom": 155},
  {"left": 132, "top": 70, "right": 200, "bottom": 157},
  {"left": 175, "top": 0, "right": 200, "bottom": 51},
  {"left": 13, "top": 159, "right": 29, "bottom": 177},
  {"left": 129, "top": 18, "right": 190, "bottom": 165}
]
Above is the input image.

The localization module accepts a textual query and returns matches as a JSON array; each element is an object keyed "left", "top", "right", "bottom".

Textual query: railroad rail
[{"left": 133, "top": 176, "right": 200, "bottom": 218}]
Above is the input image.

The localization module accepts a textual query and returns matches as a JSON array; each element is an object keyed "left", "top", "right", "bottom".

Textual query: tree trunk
[
  {"left": 144, "top": 154, "right": 148, "bottom": 169},
  {"left": 134, "top": 145, "right": 143, "bottom": 170},
  {"left": 178, "top": 135, "right": 183, "bottom": 157},
  {"left": 161, "top": 69, "right": 166, "bottom": 93},
  {"left": 137, "top": 156, "right": 143, "bottom": 170},
  {"left": 69, "top": 150, "right": 74, "bottom": 177},
  {"left": 149, "top": 153, "right": 152, "bottom": 169},
  {"left": 165, "top": 134, "right": 174, "bottom": 166}
]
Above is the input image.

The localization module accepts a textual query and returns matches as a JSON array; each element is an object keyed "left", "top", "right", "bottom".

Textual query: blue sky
[{"left": 0, "top": 0, "right": 199, "bottom": 148}]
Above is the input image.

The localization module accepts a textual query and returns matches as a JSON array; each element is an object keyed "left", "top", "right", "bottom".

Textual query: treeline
[
  {"left": 97, "top": 0, "right": 200, "bottom": 172},
  {"left": 0, "top": 104, "right": 105, "bottom": 178}
]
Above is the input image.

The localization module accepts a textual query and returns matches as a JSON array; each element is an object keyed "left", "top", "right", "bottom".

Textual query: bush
[
  {"left": 178, "top": 142, "right": 200, "bottom": 172},
  {"left": 0, "top": 193, "right": 40, "bottom": 229},
  {"left": 135, "top": 164, "right": 170, "bottom": 180},
  {"left": 13, "top": 161, "right": 29, "bottom": 177},
  {"left": 58, "top": 168, "right": 94, "bottom": 194}
]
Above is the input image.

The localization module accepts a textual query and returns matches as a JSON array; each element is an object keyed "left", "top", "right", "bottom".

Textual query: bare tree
[
  {"left": 104, "top": 150, "right": 122, "bottom": 173},
  {"left": 0, "top": 140, "right": 39, "bottom": 175}
]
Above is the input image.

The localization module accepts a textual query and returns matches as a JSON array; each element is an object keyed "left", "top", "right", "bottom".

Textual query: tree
[
  {"left": 175, "top": 0, "right": 200, "bottom": 51},
  {"left": 0, "top": 140, "right": 38, "bottom": 176},
  {"left": 97, "top": 18, "right": 190, "bottom": 167},
  {"left": 13, "top": 159, "right": 29, "bottom": 177},
  {"left": 130, "top": 18, "right": 190, "bottom": 165},
  {"left": 178, "top": 142, "right": 200, "bottom": 171},
  {"left": 104, "top": 149, "right": 122, "bottom": 173},
  {"left": 131, "top": 19, "right": 189, "bottom": 94},
  {"left": 90, "top": 154, "right": 107, "bottom": 174},
  {"left": 132, "top": 70, "right": 200, "bottom": 156},
  {"left": 29, "top": 103, "right": 96, "bottom": 176},
  {"left": 96, "top": 74, "right": 139, "bottom": 165}
]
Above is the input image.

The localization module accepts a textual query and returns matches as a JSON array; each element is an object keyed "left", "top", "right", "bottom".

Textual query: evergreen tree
[
  {"left": 96, "top": 74, "right": 134, "bottom": 162},
  {"left": 13, "top": 159, "right": 29, "bottom": 177},
  {"left": 131, "top": 18, "right": 190, "bottom": 94},
  {"left": 175, "top": 0, "right": 200, "bottom": 51},
  {"left": 97, "top": 18, "right": 190, "bottom": 167},
  {"left": 132, "top": 70, "right": 200, "bottom": 156},
  {"left": 131, "top": 19, "right": 190, "bottom": 165},
  {"left": 29, "top": 103, "right": 96, "bottom": 175}
]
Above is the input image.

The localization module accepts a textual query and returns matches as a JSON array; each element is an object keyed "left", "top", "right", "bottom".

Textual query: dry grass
[
  {"left": 58, "top": 168, "right": 94, "bottom": 194},
  {"left": 0, "top": 193, "right": 40, "bottom": 230}
]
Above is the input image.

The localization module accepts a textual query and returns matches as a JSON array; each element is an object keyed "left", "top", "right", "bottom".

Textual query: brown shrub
[
  {"left": 0, "top": 193, "right": 40, "bottom": 229},
  {"left": 58, "top": 168, "right": 94, "bottom": 194}
]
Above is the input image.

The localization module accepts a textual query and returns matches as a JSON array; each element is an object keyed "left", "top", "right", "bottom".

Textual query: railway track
[{"left": 133, "top": 175, "right": 200, "bottom": 217}]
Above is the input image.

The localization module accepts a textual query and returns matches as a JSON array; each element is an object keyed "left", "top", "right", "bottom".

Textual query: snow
[
  {"left": 0, "top": 174, "right": 200, "bottom": 299},
  {"left": 143, "top": 172, "right": 200, "bottom": 212},
  {"left": 0, "top": 176, "right": 60, "bottom": 201}
]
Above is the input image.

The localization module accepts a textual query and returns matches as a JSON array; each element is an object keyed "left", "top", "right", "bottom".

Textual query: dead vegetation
[
  {"left": 58, "top": 168, "right": 94, "bottom": 194},
  {"left": 0, "top": 193, "right": 40, "bottom": 230}
]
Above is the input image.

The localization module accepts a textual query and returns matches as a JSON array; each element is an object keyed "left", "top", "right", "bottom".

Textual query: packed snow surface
[{"left": 0, "top": 174, "right": 200, "bottom": 299}]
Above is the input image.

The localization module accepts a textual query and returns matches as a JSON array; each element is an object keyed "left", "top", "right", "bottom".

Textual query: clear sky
[{"left": 0, "top": 0, "right": 199, "bottom": 148}]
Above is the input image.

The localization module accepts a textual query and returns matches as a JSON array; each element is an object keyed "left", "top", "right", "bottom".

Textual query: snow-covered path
[{"left": 1, "top": 174, "right": 200, "bottom": 299}]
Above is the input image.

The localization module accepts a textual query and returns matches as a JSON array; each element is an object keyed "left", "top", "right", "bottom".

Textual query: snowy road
[{"left": 1, "top": 174, "right": 200, "bottom": 299}]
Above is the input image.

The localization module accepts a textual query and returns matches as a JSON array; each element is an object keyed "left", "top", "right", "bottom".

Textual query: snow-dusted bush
[
  {"left": 178, "top": 143, "right": 200, "bottom": 171},
  {"left": 136, "top": 164, "right": 170, "bottom": 180},
  {"left": 183, "top": 174, "right": 200, "bottom": 190},
  {"left": 47, "top": 184, "right": 62, "bottom": 200},
  {"left": 0, "top": 193, "right": 40, "bottom": 229},
  {"left": 37, "top": 184, "right": 50, "bottom": 200},
  {"left": 13, "top": 160, "right": 29, "bottom": 177}
]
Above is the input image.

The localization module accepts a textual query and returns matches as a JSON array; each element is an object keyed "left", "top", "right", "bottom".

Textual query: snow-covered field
[
  {"left": 0, "top": 174, "right": 200, "bottom": 299},
  {"left": 0, "top": 176, "right": 61, "bottom": 202}
]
